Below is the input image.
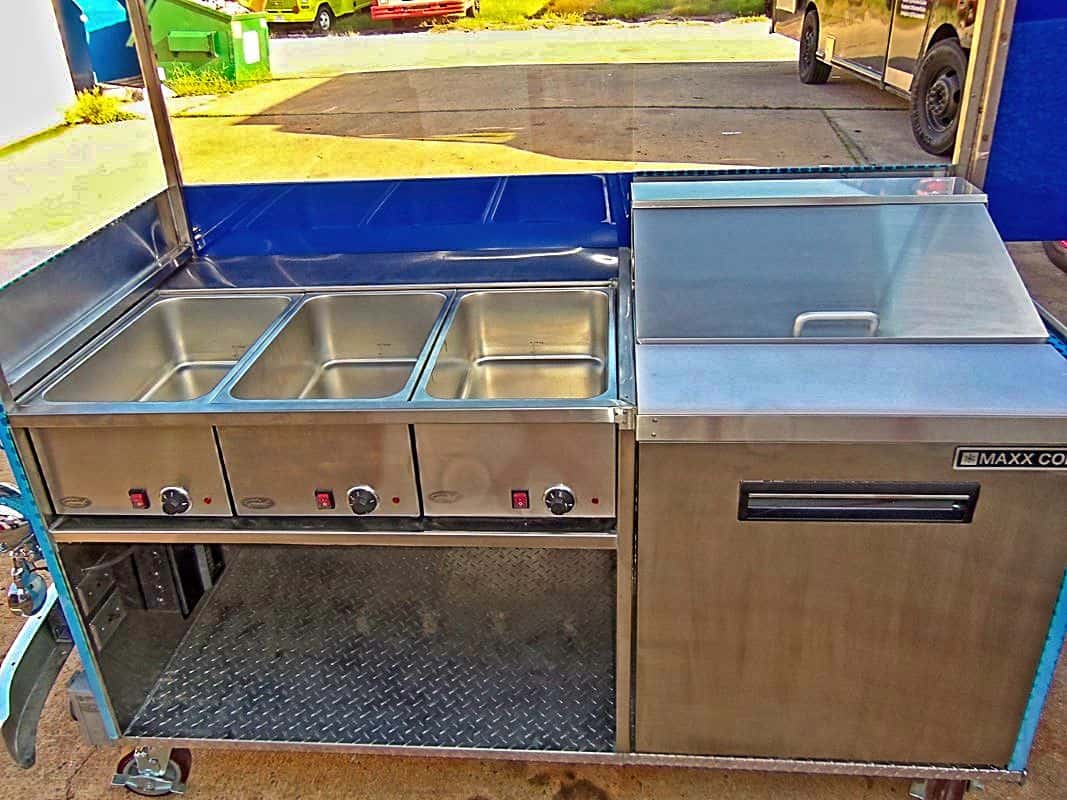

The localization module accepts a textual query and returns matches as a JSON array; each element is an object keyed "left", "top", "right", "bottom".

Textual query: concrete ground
[
  {"left": 267, "top": 21, "right": 800, "bottom": 76},
  {"left": 1, "top": 22, "right": 942, "bottom": 282},
  {"left": 0, "top": 122, "right": 165, "bottom": 285},
  {"left": 0, "top": 252, "right": 1064, "bottom": 799},
  {"left": 170, "top": 60, "right": 936, "bottom": 184}
]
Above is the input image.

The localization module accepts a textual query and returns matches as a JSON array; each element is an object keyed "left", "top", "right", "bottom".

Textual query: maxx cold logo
[{"left": 955, "top": 447, "right": 1067, "bottom": 470}]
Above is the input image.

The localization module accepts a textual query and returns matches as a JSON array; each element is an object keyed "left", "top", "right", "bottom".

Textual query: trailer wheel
[
  {"left": 312, "top": 4, "right": 335, "bottom": 34},
  {"left": 1045, "top": 240, "right": 1067, "bottom": 272},
  {"left": 910, "top": 39, "right": 967, "bottom": 156},
  {"left": 799, "top": 10, "right": 831, "bottom": 85}
]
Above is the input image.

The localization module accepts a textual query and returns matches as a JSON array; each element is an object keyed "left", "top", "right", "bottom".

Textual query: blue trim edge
[
  {"left": 0, "top": 412, "right": 120, "bottom": 740},
  {"left": 1010, "top": 568, "right": 1067, "bottom": 771},
  {"left": 1049, "top": 325, "right": 1067, "bottom": 360}
]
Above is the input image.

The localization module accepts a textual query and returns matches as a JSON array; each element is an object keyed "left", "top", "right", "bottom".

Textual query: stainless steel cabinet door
[{"left": 635, "top": 442, "right": 1067, "bottom": 765}]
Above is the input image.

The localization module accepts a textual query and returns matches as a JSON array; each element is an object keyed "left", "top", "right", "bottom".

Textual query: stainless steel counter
[{"left": 635, "top": 341, "right": 1067, "bottom": 442}]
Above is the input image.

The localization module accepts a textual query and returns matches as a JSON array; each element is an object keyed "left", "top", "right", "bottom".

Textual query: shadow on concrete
[{"left": 227, "top": 61, "right": 945, "bottom": 168}]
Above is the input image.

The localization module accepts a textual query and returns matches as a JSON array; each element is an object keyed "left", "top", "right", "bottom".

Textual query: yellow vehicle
[{"left": 257, "top": 0, "right": 371, "bottom": 33}]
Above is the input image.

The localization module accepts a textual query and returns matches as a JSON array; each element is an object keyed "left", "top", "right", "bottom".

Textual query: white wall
[{"left": 1, "top": 3, "right": 77, "bottom": 148}]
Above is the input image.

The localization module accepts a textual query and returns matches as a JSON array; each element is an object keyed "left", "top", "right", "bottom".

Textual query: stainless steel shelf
[{"left": 50, "top": 516, "right": 619, "bottom": 549}]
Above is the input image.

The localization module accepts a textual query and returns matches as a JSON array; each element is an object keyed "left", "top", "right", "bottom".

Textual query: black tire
[
  {"left": 799, "top": 10, "right": 831, "bottom": 85},
  {"left": 466, "top": 0, "right": 480, "bottom": 16},
  {"left": 312, "top": 4, "right": 335, "bottom": 34},
  {"left": 1045, "top": 240, "right": 1067, "bottom": 272},
  {"left": 910, "top": 39, "right": 967, "bottom": 156}
]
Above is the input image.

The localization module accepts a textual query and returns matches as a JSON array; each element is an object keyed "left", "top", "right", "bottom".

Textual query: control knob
[
  {"left": 544, "top": 485, "right": 576, "bottom": 516},
  {"left": 160, "top": 486, "right": 191, "bottom": 516},
  {"left": 347, "top": 485, "right": 379, "bottom": 515}
]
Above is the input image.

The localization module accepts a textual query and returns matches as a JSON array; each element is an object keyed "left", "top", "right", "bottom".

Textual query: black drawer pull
[{"left": 738, "top": 482, "right": 980, "bottom": 523}]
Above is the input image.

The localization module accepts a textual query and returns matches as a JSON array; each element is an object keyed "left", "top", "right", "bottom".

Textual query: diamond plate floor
[{"left": 126, "top": 546, "right": 616, "bottom": 751}]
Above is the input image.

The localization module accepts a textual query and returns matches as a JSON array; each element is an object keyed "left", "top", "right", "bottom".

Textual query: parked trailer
[
  {"left": 773, "top": 0, "right": 977, "bottom": 155},
  {"left": 370, "top": 0, "right": 478, "bottom": 21}
]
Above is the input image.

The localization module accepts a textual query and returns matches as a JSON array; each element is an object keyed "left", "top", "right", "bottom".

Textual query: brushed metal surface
[
  {"left": 44, "top": 296, "right": 291, "bottom": 403},
  {"left": 634, "top": 341, "right": 1067, "bottom": 442},
  {"left": 632, "top": 194, "right": 1046, "bottom": 343},
  {"left": 31, "top": 426, "right": 231, "bottom": 517},
  {"left": 415, "top": 423, "right": 615, "bottom": 517},
  {"left": 112, "top": 736, "right": 1027, "bottom": 782},
  {"left": 630, "top": 177, "right": 984, "bottom": 207},
  {"left": 634, "top": 442, "right": 1067, "bottom": 765},
  {"left": 163, "top": 251, "right": 620, "bottom": 292},
  {"left": 218, "top": 424, "right": 420, "bottom": 516},
  {"left": 12, "top": 406, "right": 621, "bottom": 428},
  {"left": 423, "top": 289, "right": 611, "bottom": 400},
  {"left": 230, "top": 292, "right": 447, "bottom": 401},
  {"left": 0, "top": 197, "right": 179, "bottom": 399},
  {"left": 49, "top": 511, "right": 618, "bottom": 547},
  {"left": 614, "top": 429, "right": 636, "bottom": 752}
]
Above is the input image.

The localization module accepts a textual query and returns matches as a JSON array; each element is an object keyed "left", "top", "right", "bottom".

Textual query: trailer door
[{"left": 884, "top": 0, "right": 933, "bottom": 92}]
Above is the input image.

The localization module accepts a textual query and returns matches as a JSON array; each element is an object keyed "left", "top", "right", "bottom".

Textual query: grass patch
[
  {"left": 332, "top": 8, "right": 396, "bottom": 33},
  {"left": 164, "top": 64, "right": 242, "bottom": 97},
  {"left": 64, "top": 89, "right": 139, "bottom": 126},
  {"left": 434, "top": 0, "right": 763, "bottom": 29},
  {"left": 576, "top": 0, "right": 764, "bottom": 20},
  {"left": 437, "top": 0, "right": 576, "bottom": 30}
]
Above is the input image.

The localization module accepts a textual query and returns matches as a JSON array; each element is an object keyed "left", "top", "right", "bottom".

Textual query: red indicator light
[
  {"left": 314, "top": 489, "right": 335, "bottom": 510},
  {"left": 511, "top": 489, "right": 530, "bottom": 509},
  {"left": 203, "top": 497, "right": 213, "bottom": 505},
  {"left": 591, "top": 497, "right": 599, "bottom": 505},
  {"left": 128, "top": 489, "right": 150, "bottom": 510},
  {"left": 392, "top": 496, "right": 400, "bottom": 505}
]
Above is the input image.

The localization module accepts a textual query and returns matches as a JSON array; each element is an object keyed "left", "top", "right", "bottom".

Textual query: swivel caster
[{"left": 112, "top": 747, "right": 192, "bottom": 796}]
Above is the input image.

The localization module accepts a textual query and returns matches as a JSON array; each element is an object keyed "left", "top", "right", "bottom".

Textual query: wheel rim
[
  {"left": 924, "top": 67, "right": 961, "bottom": 133},
  {"left": 801, "top": 23, "right": 817, "bottom": 71},
  {"left": 318, "top": 10, "right": 330, "bottom": 29}
]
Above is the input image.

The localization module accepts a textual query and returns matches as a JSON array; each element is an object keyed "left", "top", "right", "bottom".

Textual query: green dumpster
[{"left": 146, "top": 0, "right": 270, "bottom": 82}]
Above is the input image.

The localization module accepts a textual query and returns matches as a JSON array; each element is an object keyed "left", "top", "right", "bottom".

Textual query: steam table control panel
[
  {"left": 347, "top": 486, "right": 379, "bottom": 515},
  {"left": 160, "top": 486, "right": 191, "bottom": 516}
]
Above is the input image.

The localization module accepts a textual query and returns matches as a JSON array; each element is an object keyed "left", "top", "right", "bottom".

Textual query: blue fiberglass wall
[
  {"left": 185, "top": 174, "right": 630, "bottom": 254},
  {"left": 985, "top": 0, "right": 1067, "bottom": 241}
]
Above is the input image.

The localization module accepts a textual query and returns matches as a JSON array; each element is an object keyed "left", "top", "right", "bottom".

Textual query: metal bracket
[{"left": 613, "top": 406, "right": 637, "bottom": 430}]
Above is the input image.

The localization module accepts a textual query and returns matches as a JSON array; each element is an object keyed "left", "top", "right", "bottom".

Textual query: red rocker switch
[
  {"left": 511, "top": 489, "right": 530, "bottom": 510},
  {"left": 128, "top": 488, "right": 150, "bottom": 510},
  {"left": 315, "top": 489, "right": 335, "bottom": 510}
]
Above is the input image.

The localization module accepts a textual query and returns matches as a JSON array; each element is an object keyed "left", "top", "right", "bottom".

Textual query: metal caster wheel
[{"left": 112, "top": 747, "right": 191, "bottom": 796}]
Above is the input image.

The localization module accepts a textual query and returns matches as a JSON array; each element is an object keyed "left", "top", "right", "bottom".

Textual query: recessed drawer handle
[{"left": 739, "top": 482, "right": 980, "bottom": 523}]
